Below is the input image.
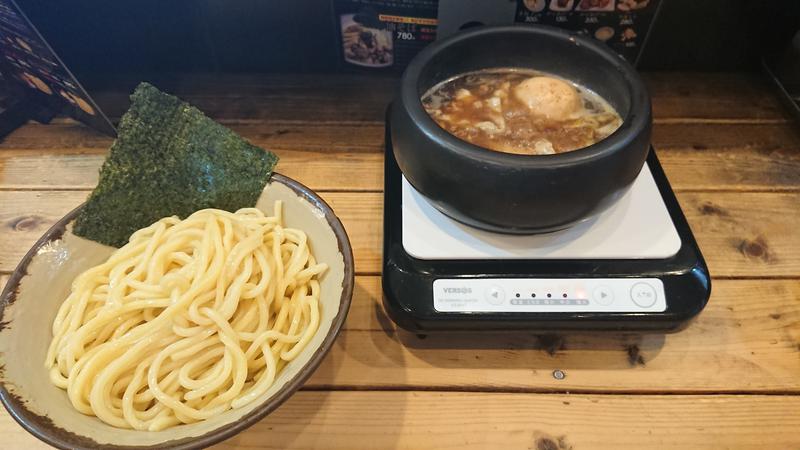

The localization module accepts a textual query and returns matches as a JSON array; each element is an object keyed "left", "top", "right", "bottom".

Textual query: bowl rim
[
  {"left": 400, "top": 24, "right": 652, "bottom": 169},
  {"left": 0, "top": 172, "right": 355, "bottom": 450}
]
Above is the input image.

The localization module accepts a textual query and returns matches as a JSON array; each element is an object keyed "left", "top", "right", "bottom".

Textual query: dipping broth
[{"left": 421, "top": 69, "right": 623, "bottom": 155}]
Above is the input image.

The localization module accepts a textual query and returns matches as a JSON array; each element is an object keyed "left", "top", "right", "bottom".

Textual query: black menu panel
[
  {"left": 515, "top": 0, "right": 663, "bottom": 65},
  {"left": 0, "top": 0, "right": 114, "bottom": 136}
]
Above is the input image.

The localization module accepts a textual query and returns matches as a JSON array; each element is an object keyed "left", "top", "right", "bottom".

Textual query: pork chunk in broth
[{"left": 421, "top": 69, "right": 622, "bottom": 155}]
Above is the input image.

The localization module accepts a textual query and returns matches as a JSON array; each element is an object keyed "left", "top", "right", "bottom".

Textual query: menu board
[
  {"left": 0, "top": 0, "right": 114, "bottom": 136},
  {"left": 333, "top": 0, "right": 438, "bottom": 72},
  {"left": 436, "top": 0, "right": 517, "bottom": 40},
  {"left": 515, "top": 0, "right": 662, "bottom": 65}
]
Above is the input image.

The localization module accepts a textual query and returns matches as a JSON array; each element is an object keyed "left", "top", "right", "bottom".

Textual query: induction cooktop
[{"left": 382, "top": 128, "right": 711, "bottom": 332}]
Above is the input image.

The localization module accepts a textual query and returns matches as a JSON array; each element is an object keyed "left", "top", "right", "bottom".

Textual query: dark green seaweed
[{"left": 72, "top": 82, "right": 279, "bottom": 247}]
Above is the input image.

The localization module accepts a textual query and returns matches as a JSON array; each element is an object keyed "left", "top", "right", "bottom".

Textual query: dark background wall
[{"left": 15, "top": 0, "right": 800, "bottom": 87}]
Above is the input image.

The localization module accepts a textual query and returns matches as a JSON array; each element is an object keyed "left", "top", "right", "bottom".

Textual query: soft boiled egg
[{"left": 513, "top": 76, "right": 582, "bottom": 120}]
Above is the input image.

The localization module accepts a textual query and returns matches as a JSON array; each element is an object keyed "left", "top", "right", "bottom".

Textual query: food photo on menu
[
  {"left": 333, "top": 0, "right": 438, "bottom": 72},
  {"left": 340, "top": 11, "right": 394, "bottom": 68},
  {"left": 514, "top": 0, "right": 664, "bottom": 64},
  {"left": 0, "top": 1, "right": 799, "bottom": 449}
]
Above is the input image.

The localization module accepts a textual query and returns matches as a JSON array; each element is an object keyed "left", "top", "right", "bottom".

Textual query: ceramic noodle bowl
[{"left": 0, "top": 174, "right": 354, "bottom": 450}]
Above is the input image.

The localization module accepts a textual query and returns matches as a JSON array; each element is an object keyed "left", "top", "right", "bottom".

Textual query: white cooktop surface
[{"left": 401, "top": 164, "right": 682, "bottom": 260}]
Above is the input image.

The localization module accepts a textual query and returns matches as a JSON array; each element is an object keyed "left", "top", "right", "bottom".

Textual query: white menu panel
[{"left": 433, "top": 278, "right": 665, "bottom": 313}]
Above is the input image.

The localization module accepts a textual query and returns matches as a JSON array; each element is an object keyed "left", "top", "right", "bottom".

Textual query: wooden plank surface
[
  {"left": 654, "top": 123, "right": 800, "bottom": 192},
  {"left": 216, "top": 392, "right": 800, "bottom": 450},
  {"left": 3, "top": 121, "right": 800, "bottom": 193},
  {"left": 85, "top": 72, "right": 790, "bottom": 123},
  {"left": 643, "top": 72, "right": 790, "bottom": 123},
  {"left": 679, "top": 192, "right": 800, "bottom": 277},
  {"left": 91, "top": 75, "right": 397, "bottom": 124},
  {"left": 2, "top": 190, "right": 798, "bottom": 277},
  {"left": 2, "top": 274, "right": 798, "bottom": 394},
  {"left": 1, "top": 392, "right": 799, "bottom": 450},
  {"left": 1, "top": 72, "right": 799, "bottom": 448},
  {"left": 304, "top": 277, "right": 800, "bottom": 392},
  {"left": 0, "top": 191, "right": 382, "bottom": 276},
  {"left": 0, "top": 147, "right": 385, "bottom": 192},
  {"left": 0, "top": 122, "right": 386, "bottom": 192}
]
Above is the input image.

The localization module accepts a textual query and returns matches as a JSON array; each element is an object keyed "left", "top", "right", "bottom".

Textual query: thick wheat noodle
[{"left": 45, "top": 203, "right": 327, "bottom": 431}]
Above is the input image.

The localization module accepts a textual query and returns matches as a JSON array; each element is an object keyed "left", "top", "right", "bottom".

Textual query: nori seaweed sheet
[{"left": 72, "top": 82, "right": 279, "bottom": 247}]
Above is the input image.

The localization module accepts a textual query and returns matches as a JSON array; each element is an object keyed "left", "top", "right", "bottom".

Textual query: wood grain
[
  {"left": 0, "top": 72, "right": 798, "bottom": 447},
  {"left": 0, "top": 121, "right": 384, "bottom": 152},
  {"left": 84, "top": 72, "right": 790, "bottom": 123},
  {"left": 0, "top": 147, "right": 384, "bottom": 192},
  {"left": 1, "top": 276, "right": 797, "bottom": 443},
  {"left": 91, "top": 74, "right": 396, "bottom": 124},
  {"left": 680, "top": 192, "right": 800, "bottom": 277},
  {"left": 1, "top": 392, "right": 799, "bottom": 450},
  {"left": 0, "top": 122, "right": 385, "bottom": 192},
  {"left": 0, "top": 190, "right": 382, "bottom": 276},
  {"left": 2, "top": 190, "right": 798, "bottom": 277},
  {"left": 303, "top": 277, "right": 800, "bottom": 392},
  {"left": 655, "top": 123, "right": 800, "bottom": 192},
  {"left": 3, "top": 121, "right": 800, "bottom": 192},
  {"left": 2, "top": 274, "right": 798, "bottom": 394},
  {"left": 217, "top": 392, "right": 800, "bottom": 450},
  {"left": 644, "top": 72, "right": 790, "bottom": 123}
]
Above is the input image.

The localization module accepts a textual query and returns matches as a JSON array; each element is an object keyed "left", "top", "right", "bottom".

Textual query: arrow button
[
  {"left": 484, "top": 286, "right": 505, "bottom": 305},
  {"left": 593, "top": 286, "right": 614, "bottom": 306}
]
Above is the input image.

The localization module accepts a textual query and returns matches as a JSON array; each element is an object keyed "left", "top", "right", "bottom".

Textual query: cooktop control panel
[{"left": 433, "top": 278, "right": 666, "bottom": 313}]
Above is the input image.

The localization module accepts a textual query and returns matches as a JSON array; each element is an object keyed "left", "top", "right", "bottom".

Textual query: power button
[{"left": 630, "top": 282, "right": 658, "bottom": 308}]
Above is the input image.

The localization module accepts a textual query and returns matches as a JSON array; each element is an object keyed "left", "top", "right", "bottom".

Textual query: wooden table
[{"left": 1, "top": 73, "right": 799, "bottom": 449}]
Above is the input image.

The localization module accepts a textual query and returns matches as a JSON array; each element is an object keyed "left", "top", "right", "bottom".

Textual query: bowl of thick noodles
[{"left": 0, "top": 173, "right": 354, "bottom": 449}]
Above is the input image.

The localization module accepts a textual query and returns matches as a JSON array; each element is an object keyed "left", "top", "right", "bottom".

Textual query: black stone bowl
[{"left": 390, "top": 25, "right": 652, "bottom": 233}]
